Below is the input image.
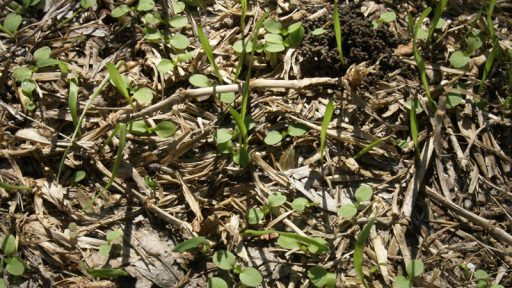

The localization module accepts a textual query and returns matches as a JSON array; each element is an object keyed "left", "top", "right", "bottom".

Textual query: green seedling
[
  {"left": 449, "top": 30, "right": 484, "bottom": 69},
  {"left": 472, "top": 269, "right": 505, "bottom": 288},
  {"left": 197, "top": 25, "right": 222, "bottom": 82},
  {"left": 477, "top": 0, "right": 498, "bottom": 96},
  {"left": 320, "top": 99, "right": 334, "bottom": 161},
  {"left": 354, "top": 218, "right": 376, "bottom": 288},
  {"left": 277, "top": 232, "right": 329, "bottom": 254},
  {"left": 0, "top": 181, "right": 30, "bottom": 191},
  {"left": 33, "top": 46, "right": 68, "bottom": 73},
  {"left": 338, "top": 184, "right": 373, "bottom": 219},
  {"left": 246, "top": 191, "right": 287, "bottom": 225},
  {"left": 99, "top": 230, "right": 122, "bottom": 257},
  {"left": 129, "top": 120, "right": 177, "bottom": 138},
  {"left": 80, "top": 0, "right": 96, "bottom": 9},
  {"left": 210, "top": 250, "right": 262, "bottom": 287},
  {"left": 1, "top": 234, "right": 26, "bottom": 285},
  {"left": 173, "top": 236, "right": 210, "bottom": 253},
  {"left": 372, "top": 11, "right": 396, "bottom": 29},
  {"left": 0, "top": 13, "right": 22, "bottom": 37},
  {"left": 308, "top": 266, "right": 336, "bottom": 288},
  {"left": 332, "top": 0, "right": 345, "bottom": 64},
  {"left": 291, "top": 197, "right": 311, "bottom": 212},
  {"left": 263, "top": 123, "right": 309, "bottom": 146},
  {"left": 354, "top": 138, "right": 383, "bottom": 160},
  {"left": 427, "top": 0, "right": 448, "bottom": 42},
  {"left": 143, "top": 175, "right": 157, "bottom": 191},
  {"left": 409, "top": 97, "right": 420, "bottom": 154},
  {"left": 393, "top": 259, "right": 425, "bottom": 288},
  {"left": 69, "top": 75, "right": 80, "bottom": 134},
  {"left": 73, "top": 170, "right": 86, "bottom": 183}
]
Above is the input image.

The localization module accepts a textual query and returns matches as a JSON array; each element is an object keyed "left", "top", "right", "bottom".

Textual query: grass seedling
[
  {"left": 0, "top": 181, "right": 29, "bottom": 191},
  {"left": 233, "top": 0, "right": 248, "bottom": 80},
  {"left": 320, "top": 99, "right": 334, "bottom": 161},
  {"left": 354, "top": 138, "right": 383, "bottom": 160},
  {"left": 196, "top": 25, "right": 222, "bottom": 83},
  {"left": 427, "top": 0, "right": 448, "bottom": 43},
  {"left": 106, "top": 62, "right": 135, "bottom": 109},
  {"left": 410, "top": 98, "right": 420, "bottom": 154},
  {"left": 478, "top": 0, "right": 498, "bottom": 96},
  {"left": 354, "top": 217, "right": 376, "bottom": 288},
  {"left": 69, "top": 75, "right": 80, "bottom": 135},
  {"left": 332, "top": 0, "right": 345, "bottom": 64}
]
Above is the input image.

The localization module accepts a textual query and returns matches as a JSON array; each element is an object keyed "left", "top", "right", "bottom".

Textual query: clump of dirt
[{"left": 299, "top": 2, "right": 403, "bottom": 78}]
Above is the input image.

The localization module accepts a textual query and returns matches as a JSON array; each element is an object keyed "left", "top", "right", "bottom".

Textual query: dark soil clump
[{"left": 299, "top": 3, "right": 402, "bottom": 77}]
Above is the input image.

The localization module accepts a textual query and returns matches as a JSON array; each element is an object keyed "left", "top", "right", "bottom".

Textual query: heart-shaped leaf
[
  {"left": 212, "top": 250, "right": 236, "bottom": 270},
  {"left": 449, "top": 51, "right": 470, "bottom": 68},
  {"left": 264, "top": 130, "right": 283, "bottom": 145},
  {"left": 189, "top": 74, "right": 210, "bottom": 87},
  {"left": 267, "top": 192, "right": 286, "bottom": 208},
  {"left": 338, "top": 204, "right": 357, "bottom": 219},
  {"left": 154, "top": 121, "right": 177, "bottom": 138},
  {"left": 133, "top": 87, "right": 153, "bottom": 105},
  {"left": 239, "top": 267, "right": 262, "bottom": 287}
]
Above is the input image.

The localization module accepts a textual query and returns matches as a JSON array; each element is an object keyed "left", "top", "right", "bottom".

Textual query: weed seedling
[
  {"left": 1, "top": 234, "right": 26, "bottom": 285},
  {"left": 393, "top": 259, "right": 424, "bottom": 288},
  {"left": 372, "top": 11, "right": 396, "bottom": 29},
  {"left": 209, "top": 250, "right": 262, "bottom": 287},
  {"left": 354, "top": 218, "right": 376, "bottom": 287},
  {"left": 320, "top": 99, "right": 334, "bottom": 161},
  {"left": 0, "top": 13, "right": 22, "bottom": 37},
  {"left": 263, "top": 123, "right": 309, "bottom": 146},
  {"left": 332, "top": 0, "right": 345, "bottom": 64},
  {"left": 99, "top": 230, "right": 122, "bottom": 257},
  {"left": 338, "top": 184, "right": 373, "bottom": 219},
  {"left": 308, "top": 266, "right": 336, "bottom": 288}
]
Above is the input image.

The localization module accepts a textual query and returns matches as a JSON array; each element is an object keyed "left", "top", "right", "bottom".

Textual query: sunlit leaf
[
  {"left": 137, "top": 0, "right": 155, "bottom": 11},
  {"left": 338, "top": 204, "right": 357, "bottom": 219},
  {"left": 133, "top": 87, "right": 153, "bottom": 105},
  {"left": 154, "top": 121, "right": 177, "bottom": 138},
  {"left": 239, "top": 267, "right": 262, "bottom": 287},
  {"left": 264, "top": 130, "right": 283, "bottom": 145},
  {"left": 173, "top": 236, "right": 209, "bottom": 252},
  {"left": 189, "top": 74, "right": 210, "bottom": 87},
  {"left": 169, "top": 15, "right": 188, "bottom": 28},
  {"left": 212, "top": 250, "right": 236, "bottom": 270},
  {"left": 73, "top": 170, "right": 86, "bottom": 183},
  {"left": 111, "top": 5, "right": 131, "bottom": 17},
  {"left": 267, "top": 192, "right": 286, "bottom": 208}
]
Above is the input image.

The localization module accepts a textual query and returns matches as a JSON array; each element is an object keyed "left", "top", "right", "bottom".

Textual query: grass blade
[
  {"left": 69, "top": 75, "right": 80, "bottom": 135},
  {"left": 197, "top": 25, "right": 222, "bottom": 83},
  {"left": 234, "top": 0, "right": 249, "bottom": 80},
  {"left": 354, "top": 138, "right": 382, "bottom": 160},
  {"left": 102, "top": 123, "right": 127, "bottom": 193},
  {"left": 333, "top": 0, "right": 345, "bottom": 64},
  {"left": 486, "top": 0, "right": 496, "bottom": 41},
  {"left": 105, "top": 62, "right": 134, "bottom": 109},
  {"left": 410, "top": 99, "right": 420, "bottom": 154},
  {"left": 320, "top": 99, "right": 334, "bottom": 161},
  {"left": 427, "top": 0, "right": 448, "bottom": 42},
  {"left": 478, "top": 45, "right": 498, "bottom": 96},
  {"left": 0, "top": 181, "right": 30, "bottom": 191},
  {"left": 353, "top": 217, "right": 376, "bottom": 288},
  {"left": 229, "top": 106, "right": 248, "bottom": 147}
]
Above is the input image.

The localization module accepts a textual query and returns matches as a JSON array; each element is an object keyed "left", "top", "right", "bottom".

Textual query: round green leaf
[
  {"left": 416, "top": 28, "right": 428, "bottom": 40},
  {"left": 435, "top": 18, "right": 448, "bottom": 30},
  {"left": 239, "top": 267, "right": 262, "bottom": 287},
  {"left": 36, "top": 58, "right": 61, "bottom": 68},
  {"left": 406, "top": 259, "right": 424, "bottom": 278},
  {"left": 233, "top": 39, "right": 253, "bottom": 54},
  {"left": 21, "top": 80, "right": 36, "bottom": 95},
  {"left": 287, "top": 123, "right": 308, "bottom": 136},
  {"left": 355, "top": 184, "right": 373, "bottom": 203},
  {"left": 247, "top": 207, "right": 264, "bottom": 225},
  {"left": 264, "top": 19, "right": 282, "bottom": 34},
  {"left": 307, "top": 237, "right": 329, "bottom": 254},
  {"left": 218, "top": 92, "right": 235, "bottom": 104},
  {"left": 133, "top": 87, "right": 153, "bottom": 105},
  {"left": 291, "top": 197, "right": 309, "bottom": 212},
  {"left": 73, "top": 170, "right": 86, "bottom": 183},
  {"left": 393, "top": 275, "right": 410, "bottom": 288},
  {"left": 308, "top": 266, "right": 329, "bottom": 288},
  {"left": 137, "top": 0, "right": 155, "bottom": 11},
  {"left": 189, "top": 74, "right": 210, "bottom": 87},
  {"left": 490, "top": 285, "right": 505, "bottom": 288},
  {"left": 106, "top": 230, "right": 122, "bottom": 242},
  {"left": 446, "top": 91, "right": 464, "bottom": 108},
  {"left": 157, "top": 59, "right": 174, "bottom": 74},
  {"left": 144, "top": 12, "right": 162, "bottom": 25},
  {"left": 287, "top": 22, "right": 304, "bottom": 47},
  {"left": 264, "top": 43, "right": 285, "bottom": 53},
  {"left": 449, "top": 51, "right": 470, "bottom": 68},
  {"left": 169, "top": 33, "right": 190, "bottom": 49},
  {"left": 380, "top": 12, "right": 396, "bottom": 23},
  {"left": 474, "top": 269, "right": 489, "bottom": 280},
  {"left": 173, "top": 1, "right": 186, "bottom": 14},
  {"left": 6, "top": 257, "right": 25, "bottom": 276},
  {"left": 311, "top": 28, "right": 327, "bottom": 36},
  {"left": 212, "top": 250, "right": 236, "bottom": 270},
  {"left": 207, "top": 277, "right": 228, "bottom": 288},
  {"left": 264, "top": 33, "right": 283, "bottom": 44},
  {"left": 3, "top": 13, "right": 22, "bottom": 35},
  {"left": 143, "top": 28, "right": 162, "bottom": 40},
  {"left": 267, "top": 192, "right": 286, "bottom": 208},
  {"left": 338, "top": 204, "right": 357, "bottom": 219},
  {"left": 111, "top": 5, "right": 131, "bottom": 18},
  {"left": 1, "top": 234, "right": 16, "bottom": 256},
  {"left": 0, "top": 278, "right": 7, "bottom": 288},
  {"left": 154, "top": 121, "right": 177, "bottom": 138},
  {"left": 264, "top": 130, "right": 283, "bottom": 145},
  {"left": 466, "top": 35, "right": 483, "bottom": 54},
  {"left": 34, "top": 46, "right": 51, "bottom": 60},
  {"left": 99, "top": 244, "right": 111, "bottom": 256},
  {"left": 287, "top": 22, "right": 302, "bottom": 34},
  {"left": 214, "top": 128, "right": 232, "bottom": 144},
  {"left": 12, "top": 67, "right": 33, "bottom": 82},
  {"left": 276, "top": 234, "right": 301, "bottom": 250},
  {"left": 169, "top": 15, "right": 188, "bottom": 28},
  {"left": 129, "top": 120, "right": 149, "bottom": 135},
  {"left": 80, "top": 0, "right": 96, "bottom": 9}
]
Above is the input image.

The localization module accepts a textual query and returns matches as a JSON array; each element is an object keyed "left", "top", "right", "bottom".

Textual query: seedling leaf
[
  {"left": 212, "top": 250, "right": 236, "bottom": 270},
  {"left": 137, "top": 0, "right": 155, "bottom": 11},
  {"left": 292, "top": 197, "right": 309, "bottom": 212},
  {"left": 207, "top": 277, "right": 228, "bottom": 288},
  {"left": 169, "top": 33, "right": 190, "bottom": 49},
  {"left": 133, "top": 87, "right": 153, "bottom": 105},
  {"left": 154, "top": 121, "right": 177, "bottom": 138},
  {"left": 233, "top": 39, "right": 253, "bottom": 54},
  {"left": 197, "top": 25, "right": 222, "bottom": 82},
  {"left": 264, "top": 130, "right": 283, "bottom": 145},
  {"left": 287, "top": 22, "right": 304, "bottom": 47},
  {"left": 239, "top": 267, "right": 262, "bottom": 287},
  {"left": 173, "top": 236, "right": 209, "bottom": 252},
  {"left": 105, "top": 62, "right": 132, "bottom": 107},
  {"left": 99, "top": 244, "right": 111, "bottom": 256},
  {"left": 267, "top": 192, "right": 286, "bottom": 207},
  {"left": 264, "top": 19, "right": 282, "bottom": 34},
  {"left": 333, "top": 1, "right": 345, "bottom": 64},
  {"left": 1, "top": 234, "right": 16, "bottom": 256},
  {"left": 218, "top": 92, "right": 235, "bottom": 104},
  {"left": 173, "top": 1, "right": 186, "bottom": 13},
  {"left": 474, "top": 269, "right": 488, "bottom": 280},
  {"left": 308, "top": 266, "right": 333, "bottom": 288},
  {"left": 312, "top": 28, "right": 327, "bottom": 36},
  {"left": 214, "top": 128, "right": 232, "bottom": 144},
  {"left": 247, "top": 207, "right": 265, "bottom": 225},
  {"left": 12, "top": 67, "right": 33, "bottom": 82},
  {"left": 354, "top": 218, "right": 376, "bottom": 287},
  {"left": 380, "top": 12, "right": 396, "bottom": 23},
  {"left": 74, "top": 170, "right": 86, "bottom": 183},
  {"left": 84, "top": 264, "right": 129, "bottom": 278},
  {"left": 287, "top": 123, "right": 308, "bottom": 136},
  {"left": 393, "top": 275, "right": 410, "bottom": 288},
  {"left": 106, "top": 230, "right": 122, "bottom": 242},
  {"left": 189, "top": 74, "right": 211, "bottom": 87},
  {"left": 355, "top": 184, "right": 373, "bottom": 203},
  {"left": 338, "top": 204, "right": 357, "bottom": 219},
  {"left": 406, "top": 259, "right": 424, "bottom": 278},
  {"left": 157, "top": 59, "right": 174, "bottom": 74},
  {"left": 129, "top": 120, "right": 149, "bottom": 135},
  {"left": 169, "top": 15, "right": 188, "bottom": 28},
  {"left": 320, "top": 99, "right": 334, "bottom": 161},
  {"left": 2, "top": 13, "right": 22, "bottom": 35},
  {"left": 449, "top": 51, "right": 469, "bottom": 68},
  {"left": 34, "top": 46, "right": 51, "bottom": 60},
  {"left": 80, "top": 0, "right": 96, "bottom": 9},
  {"left": 111, "top": 5, "right": 131, "bottom": 17},
  {"left": 264, "top": 43, "right": 285, "bottom": 53},
  {"left": 6, "top": 257, "right": 25, "bottom": 276}
]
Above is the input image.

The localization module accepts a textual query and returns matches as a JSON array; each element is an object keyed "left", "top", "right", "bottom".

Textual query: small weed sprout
[
  {"left": 393, "top": 259, "right": 424, "bottom": 288},
  {"left": 209, "top": 250, "right": 262, "bottom": 287},
  {"left": 0, "top": 234, "right": 26, "bottom": 284},
  {"left": 99, "top": 230, "right": 122, "bottom": 257},
  {"left": 338, "top": 184, "right": 373, "bottom": 219}
]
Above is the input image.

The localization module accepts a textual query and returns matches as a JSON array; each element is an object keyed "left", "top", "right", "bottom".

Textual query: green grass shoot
[
  {"left": 333, "top": 0, "right": 345, "bottom": 64},
  {"left": 478, "top": 0, "right": 498, "bottom": 96},
  {"left": 0, "top": 181, "right": 30, "bottom": 191},
  {"left": 427, "top": 0, "right": 448, "bottom": 42},
  {"left": 106, "top": 62, "right": 135, "bottom": 109},
  {"left": 234, "top": 0, "right": 248, "bottom": 80},
  {"left": 69, "top": 75, "right": 80, "bottom": 135},
  {"left": 320, "top": 99, "right": 334, "bottom": 161},
  {"left": 410, "top": 99, "right": 420, "bottom": 154},
  {"left": 354, "top": 138, "right": 383, "bottom": 160},
  {"left": 197, "top": 25, "right": 222, "bottom": 83},
  {"left": 354, "top": 217, "right": 376, "bottom": 288}
]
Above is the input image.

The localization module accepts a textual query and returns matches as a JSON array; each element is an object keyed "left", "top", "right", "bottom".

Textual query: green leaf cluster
[
  {"left": 210, "top": 250, "right": 262, "bottom": 287},
  {"left": 338, "top": 184, "right": 373, "bottom": 219}
]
